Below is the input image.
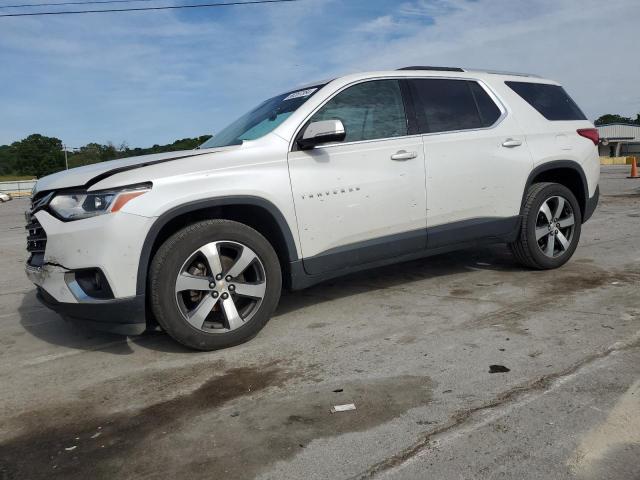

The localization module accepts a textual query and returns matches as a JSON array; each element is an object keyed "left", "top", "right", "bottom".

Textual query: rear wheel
[
  {"left": 150, "top": 219, "right": 282, "bottom": 350},
  {"left": 510, "top": 182, "right": 582, "bottom": 269}
]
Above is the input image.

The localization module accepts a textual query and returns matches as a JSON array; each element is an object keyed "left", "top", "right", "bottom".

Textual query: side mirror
[
  {"left": 297, "top": 119, "right": 346, "bottom": 150},
  {"left": 599, "top": 138, "right": 609, "bottom": 146}
]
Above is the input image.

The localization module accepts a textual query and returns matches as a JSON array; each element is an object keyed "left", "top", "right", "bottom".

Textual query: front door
[{"left": 287, "top": 79, "right": 427, "bottom": 275}]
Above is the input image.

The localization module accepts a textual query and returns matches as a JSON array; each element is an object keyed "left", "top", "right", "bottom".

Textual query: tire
[
  {"left": 149, "top": 219, "right": 282, "bottom": 351},
  {"left": 510, "top": 182, "right": 582, "bottom": 270}
]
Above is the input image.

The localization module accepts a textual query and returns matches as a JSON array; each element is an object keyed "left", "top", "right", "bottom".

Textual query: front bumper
[
  {"left": 36, "top": 287, "right": 146, "bottom": 335},
  {"left": 28, "top": 209, "right": 155, "bottom": 299},
  {"left": 24, "top": 209, "right": 155, "bottom": 334}
]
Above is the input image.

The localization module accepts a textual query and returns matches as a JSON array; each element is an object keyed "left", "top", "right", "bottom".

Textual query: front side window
[
  {"left": 308, "top": 80, "right": 407, "bottom": 143},
  {"left": 200, "top": 85, "right": 325, "bottom": 149},
  {"left": 410, "top": 79, "right": 503, "bottom": 134}
]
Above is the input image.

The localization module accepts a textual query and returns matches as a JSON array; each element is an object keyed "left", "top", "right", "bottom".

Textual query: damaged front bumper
[
  {"left": 24, "top": 208, "right": 155, "bottom": 335},
  {"left": 26, "top": 263, "right": 147, "bottom": 335}
]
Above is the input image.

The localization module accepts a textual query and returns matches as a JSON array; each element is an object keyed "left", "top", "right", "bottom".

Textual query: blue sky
[{"left": 0, "top": 0, "right": 638, "bottom": 147}]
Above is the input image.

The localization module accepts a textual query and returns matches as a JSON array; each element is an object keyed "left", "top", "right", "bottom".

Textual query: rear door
[
  {"left": 287, "top": 79, "right": 427, "bottom": 275},
  {"left": 407, "top": 78, "right": 533, "bottom": 248}
]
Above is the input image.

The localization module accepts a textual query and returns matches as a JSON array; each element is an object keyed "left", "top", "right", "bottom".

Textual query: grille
[{"left": 26, "top": 216, "right": 47, "bottom": 255}]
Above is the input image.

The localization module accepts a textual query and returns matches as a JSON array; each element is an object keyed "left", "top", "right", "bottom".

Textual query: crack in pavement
[{"left": 355, "top": 329, "right": 640, "bottom": 479}]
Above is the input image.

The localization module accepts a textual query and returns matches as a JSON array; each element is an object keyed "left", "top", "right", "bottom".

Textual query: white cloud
[
  {"left": 329, "top": 0, "right": 640, "bottom": 120},
  {"left": 356, "top": 15, "right": 397, "bottom": 33}
]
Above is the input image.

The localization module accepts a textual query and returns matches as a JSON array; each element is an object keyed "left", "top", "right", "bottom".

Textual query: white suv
[{"left": 25, "top": 67, "right": 600, "bottom": 350}]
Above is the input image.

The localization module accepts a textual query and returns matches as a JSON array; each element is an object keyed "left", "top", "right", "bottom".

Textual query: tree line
[
  {"left": 0, "top": 134, "right": 211, "bottom": 178},
  {"left": 594, "top": 113, "right": 640, "bottom": 126}
]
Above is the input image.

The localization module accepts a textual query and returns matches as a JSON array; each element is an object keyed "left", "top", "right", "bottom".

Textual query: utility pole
[{"left": 62, "top": 144, "right": 69, "bottom": 170}]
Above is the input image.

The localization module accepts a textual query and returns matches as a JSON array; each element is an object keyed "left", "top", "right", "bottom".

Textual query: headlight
[{"left": 49, "top": 184, "right": 151, "bottom": 220}]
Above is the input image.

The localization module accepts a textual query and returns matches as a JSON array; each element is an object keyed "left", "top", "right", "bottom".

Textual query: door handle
[
  {"left": 502, "top": 138, "right": 523, "bottom": 148},
  {"left": 391, "top": 150, "right": 417, "bottom": 161}
]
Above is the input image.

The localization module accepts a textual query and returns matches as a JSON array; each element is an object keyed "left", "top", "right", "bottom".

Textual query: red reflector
[{"left": 577, "top": 128, "right": 599, "bottom": 146}]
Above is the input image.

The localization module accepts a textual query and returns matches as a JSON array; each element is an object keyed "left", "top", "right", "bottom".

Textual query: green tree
[
  {"left": 594, "top": 113, "right": 640, "bottom": 126},
  {"left": 11, "top": 134, "right": 65, "bottom": 178},
  {"left": 0, "top": 133, "right": 213, "bottom": 176},
  {"left": 0, "top": 145, "right": 14, "bottom": 175}
]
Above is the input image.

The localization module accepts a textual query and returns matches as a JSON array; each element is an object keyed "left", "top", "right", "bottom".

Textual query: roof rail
[
  {"left": 397, "top": 66, "right": 465, "bottom": 72},
  {"left": 471, "top": 69, "right": 541, "bottom": 78}
]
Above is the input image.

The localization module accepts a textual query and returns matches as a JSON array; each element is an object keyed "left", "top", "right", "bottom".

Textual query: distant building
[{"left": 597, "top": 123, "right": 640, "bottom": 157}]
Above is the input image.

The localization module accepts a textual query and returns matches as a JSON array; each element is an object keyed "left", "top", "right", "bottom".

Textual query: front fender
[{"left": 135, "top": 196, "right": 299, "bottom": 295}]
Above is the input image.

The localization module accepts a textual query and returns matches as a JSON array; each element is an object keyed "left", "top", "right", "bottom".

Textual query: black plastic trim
[
  {"left": 292, "top": 216, "right": 520, "bottom": 289},
  {"left": 583, "top": 185, "right": 599, "bottom": 223},
  {"left": 398, "top": 66, "right": 465, "bottom": 72},
  {"left": 399, "top": 79, "right": 421, "bottom": 136},
  {"left": 522, "top": 160, "right": 589, "bottom": 220},
  {"left": 28, "top": 253, "right": 45, "bottom": 267},
  {"left": 71, "top": 268, "right": 115, "bottom": 300},
  {"left": 36, "top": 288, "right": 146, "bottom": 335},
  {"left": 303, "top": 228, "right": 425, "bottom": 275},
  {"left": 428, "top": 216, "right": 520, "bottom": 248},
  {"left": 136, "top": 196, "right": 298, "bottom": 295}
]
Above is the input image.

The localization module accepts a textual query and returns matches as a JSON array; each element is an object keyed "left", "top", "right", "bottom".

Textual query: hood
[{"left": 34, "top": 149, "right": 217, "bottom": 194}]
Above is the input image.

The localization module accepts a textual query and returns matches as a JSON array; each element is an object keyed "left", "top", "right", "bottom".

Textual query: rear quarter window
[{"left": 505, "top": 81, "right": 587, "bottom": 121}]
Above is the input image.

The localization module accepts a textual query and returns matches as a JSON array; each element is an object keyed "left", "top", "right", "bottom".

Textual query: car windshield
[{"left": 199, "top": 85, "right": 325, "bottom": 149}]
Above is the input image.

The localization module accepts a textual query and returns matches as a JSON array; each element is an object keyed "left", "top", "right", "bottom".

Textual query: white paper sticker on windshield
[{"left": 283, "top": 88, "right": 318, "bottom": 101}]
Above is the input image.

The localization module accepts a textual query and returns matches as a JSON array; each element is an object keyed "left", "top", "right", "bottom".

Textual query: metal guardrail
[{"left": 0, "top": 180, "right": 36, "bottom": 198}]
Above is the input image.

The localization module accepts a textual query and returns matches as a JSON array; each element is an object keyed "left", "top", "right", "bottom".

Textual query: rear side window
[
  {"left": 505, "top": 81, "right": 587, "bottom": 121},
  {"left": 310, "top": 79, "right": 407, "bottom": 143},
  {"left": 409, "top": 79, "right": 501, "bottom": 134}
]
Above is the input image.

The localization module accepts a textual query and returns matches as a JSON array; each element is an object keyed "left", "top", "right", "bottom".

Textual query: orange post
[{"left": 629, "top": 157, "right": 640, "bottom": 179}]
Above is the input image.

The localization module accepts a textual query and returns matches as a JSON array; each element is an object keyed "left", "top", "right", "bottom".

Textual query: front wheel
[
  {"left": 149, "top": 219, "right": 282, "bottom": 351},
  {"left": 510, "top": 182, "right": 582, "bottom": 269}
]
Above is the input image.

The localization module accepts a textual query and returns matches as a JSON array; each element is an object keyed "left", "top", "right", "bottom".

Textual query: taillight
[{"left": 577, "top": 128, "right": 599, "bottom": 146}]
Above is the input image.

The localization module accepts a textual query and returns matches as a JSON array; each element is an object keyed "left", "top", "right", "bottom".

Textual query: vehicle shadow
[
  {"left": 17, "top": 291, "right": 193, "bottom": 355},
  {"left": 17, "top": 244, "right": 521, "bottom": 355},
  {"left": 276, "top": 243, "right": 520, "bottom": 315}
]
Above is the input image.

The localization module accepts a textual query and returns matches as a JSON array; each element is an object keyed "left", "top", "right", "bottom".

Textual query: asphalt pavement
[{"left": 0, "top": 166, "right": 638, "bottom": 479}]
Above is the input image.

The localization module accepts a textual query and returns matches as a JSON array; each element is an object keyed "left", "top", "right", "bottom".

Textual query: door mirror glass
[{"left": 298, "top": 119, "right": 346, "bottom": 150}]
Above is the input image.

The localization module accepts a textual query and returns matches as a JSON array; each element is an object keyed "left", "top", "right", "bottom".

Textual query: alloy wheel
[
  {"left": 174, "top": 241, "right": 267, "bottom": 332},
  {"left": 535, "top": 195, "right": 575, "bottom": 258}
]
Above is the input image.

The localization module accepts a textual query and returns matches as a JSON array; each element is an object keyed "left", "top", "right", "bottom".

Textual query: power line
[
  {"left": 0, "top": 0, "right": 169, "bottom": 10},
  {"left": 0, "top": 0, "right": 298, "bottom": 16}
]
